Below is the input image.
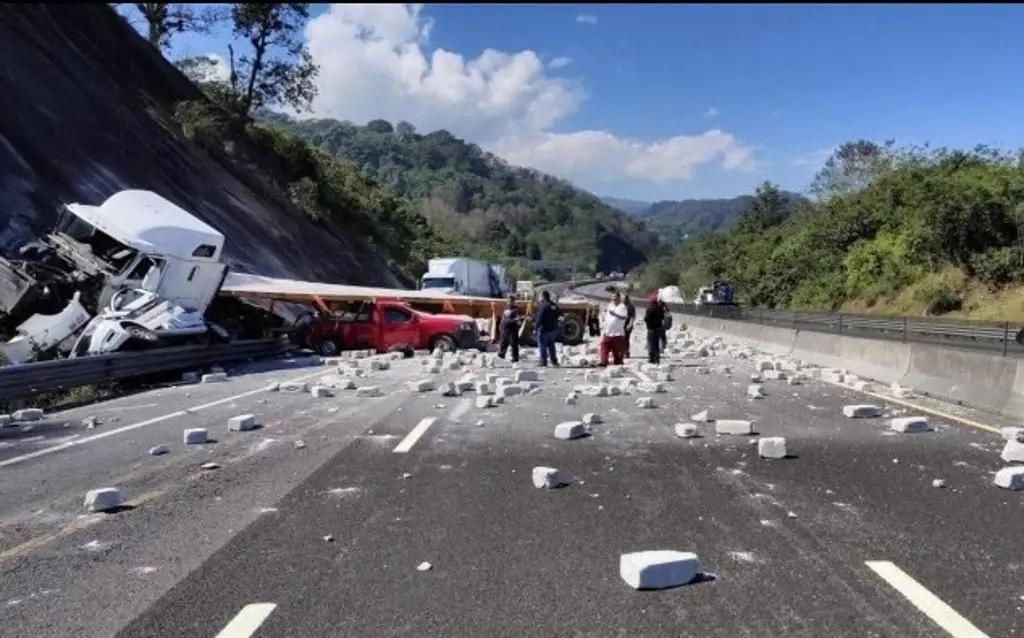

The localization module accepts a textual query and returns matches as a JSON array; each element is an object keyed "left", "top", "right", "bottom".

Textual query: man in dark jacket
[
  {"left": 532, "top": 290, "right": 561, "bottom": 367},
  {"left": 643, "top": 293, "right": 666, "bottom": 364},
  {"left": 497, "top": 295, "right": 521, "bottom": 362},
  {"left": 623, "top": 295, "right": 636, "bottom": 358}
]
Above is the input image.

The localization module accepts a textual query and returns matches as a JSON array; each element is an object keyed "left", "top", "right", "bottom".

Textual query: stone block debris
[
  {"left": 515, "top": 370, "right": 539, "bottom": 383},
  {"left": 890, "top": 416, "right": 932, "bottom": 434},
  {"left": 355, "top": 386, "right": 384, "bottom": 398},
  {"left": 1001, "top": 427, "right": 1024, "bottom": 442},
  {"left": 757, "top": 437, "right": 787, "bottom": 459},
  {"left": 620, "top": 550, "right": 702, "bottom": 590},
  {"left": 475, "top": 396, "right": 497, "bottom": 409},
  {"left": 183, "top": 428, "right": 208, "bottom": 445},
  {"left": 716, "top": 419, "right": 753, "bottom": 436},
  {"left": 674, "top": 423, "right": 699, "bottom": 438},
  {"left": 310, "top": 385, "right": 334, "bottom": 398},
  {"left": 554, "top": 421, "right": 586, "bottom": 440},
  {"left": 993, "top": 466, "right": 1024, "bottom": 491},
  {"left": 842, "top": 404, "right": 883, "bottom": 418},
  {"left": 582, "top": 413, "right": 602, "bottom": 425},
  {"left": 635, "top": 397, "right": 655, "bottom": 409},
  {"left": 532, "top": 466, "right": 565, "bottom": 489},
  {"left": 746, "top": 384, "right": 765, "bottom": 399},
  {"left": 201, "top": 372, "right": 228, "bottom": 384},
  {"left": 84, "top": 487, "right": 124, "bottom": 513},
  {"left": 1001, "top": 440, "right": 1024, "bottom": 463},
  {"left": 690, "top": 410, "right": 710, "bottom": 423},
  {"left": 148, "top": 445, "right": 169, "bottom": 456},
  {"left": 228, "top": 414, "right": 257, "bottom": 432},
  {"left": 280, "top": 381, "right": 311, "bottom": 393},
  {"left": 408, "top": 379, "right": 436, "bottom": 393}
]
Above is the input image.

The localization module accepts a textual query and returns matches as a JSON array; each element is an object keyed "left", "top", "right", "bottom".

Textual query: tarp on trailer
[{"left": 219, "top": 272, "right": 495, "bottom": 305}]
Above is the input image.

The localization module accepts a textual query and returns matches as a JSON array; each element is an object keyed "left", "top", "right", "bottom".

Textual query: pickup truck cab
[{"left": 301, "top": 299, "right": 484, "bottom": 357}]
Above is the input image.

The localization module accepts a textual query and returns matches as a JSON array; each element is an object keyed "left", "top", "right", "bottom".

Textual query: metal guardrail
[
  {"left": 0, "top": 337, "right": 290, "bottom": 401},
  {"left": 573, "top": 284, "right": 1024, "bottom": 357}
]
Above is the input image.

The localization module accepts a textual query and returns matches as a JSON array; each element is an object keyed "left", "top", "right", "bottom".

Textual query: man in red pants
[{"left": 599, "top": 291, "right": 629, "bottom": 366}]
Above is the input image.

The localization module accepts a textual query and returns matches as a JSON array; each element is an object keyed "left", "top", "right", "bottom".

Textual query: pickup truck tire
[
  {"left": 429, "top": 334, "right": 457, "bottom": 353},
  {"left": 317, "top": 338, "right": 343, "bottom": 357},
  {"left": 560, "top": 314, "right": 585, "bottom": 346}
]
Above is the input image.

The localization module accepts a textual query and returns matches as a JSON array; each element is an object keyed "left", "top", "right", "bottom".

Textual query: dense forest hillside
[
  {"left": 277, "top": 118, "right": 659, "bottom": 275},
  {"left": 637, "top": 141, "right": 1024, "bottom": 321}
]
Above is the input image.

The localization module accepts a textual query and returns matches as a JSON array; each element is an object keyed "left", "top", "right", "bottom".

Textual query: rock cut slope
[{"left": 0, "top": 4, "right": 402, "bottom": 286}]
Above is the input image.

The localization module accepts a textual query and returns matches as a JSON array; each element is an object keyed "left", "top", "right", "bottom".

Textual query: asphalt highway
[{"left": 1, "top": 331, "right": 1021, "bottom": 638}]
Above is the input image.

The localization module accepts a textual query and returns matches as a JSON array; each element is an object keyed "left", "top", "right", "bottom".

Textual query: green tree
[
  {"left": 227, "top": 3, "right": 319, "bottom": 115},
  {"left": 113, "top": 3, "right": 223, "bottom": 50}
]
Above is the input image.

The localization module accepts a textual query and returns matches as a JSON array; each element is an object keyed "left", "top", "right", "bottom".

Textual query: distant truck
[
  {"left": 695, "top": 281, "right": 737, "bottom": 306},
  {"left": 300, "top": 299, "right": 484, "bottom": 357},
  {"left": 420, "top": 258, "right": 509, "bottom": 298}
]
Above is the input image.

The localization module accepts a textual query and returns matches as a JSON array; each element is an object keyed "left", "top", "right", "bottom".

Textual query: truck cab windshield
[
  {"left": 55, "top": 210, "right": 138, "bottom": 273},
  {"left": 422, "top": 277, "right": 457, "bottom": 290}
]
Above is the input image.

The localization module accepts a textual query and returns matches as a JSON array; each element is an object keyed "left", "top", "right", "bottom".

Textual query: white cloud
[
  {"left": 303, "top": 4, "right": 755, "bottom": 187},
  {"left": 548, "top": 56, "right": 572, "bottom": 70},
  {"left": 200, "top": 53, "right": 230, "bottom": 83},
  {"left": 703, "top": 107, "right": 719, "bottom": 118},
  {"left": 576, "top": 13, "right": 598, "bottom": 25}
]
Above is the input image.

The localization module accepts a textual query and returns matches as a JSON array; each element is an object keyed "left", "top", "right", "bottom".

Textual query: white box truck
[{"left": 420, "top": 258, "right": 510, "bottom": 299}]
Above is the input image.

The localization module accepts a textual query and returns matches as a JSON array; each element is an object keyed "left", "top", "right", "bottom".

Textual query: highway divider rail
[{"left": 0, "top": 338, "right": 290, "bottom": 402}]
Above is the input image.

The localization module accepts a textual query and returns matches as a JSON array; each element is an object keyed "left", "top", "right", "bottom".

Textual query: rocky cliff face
[{"left": 0, "top": 4, "right": 403, "bottom": 287}]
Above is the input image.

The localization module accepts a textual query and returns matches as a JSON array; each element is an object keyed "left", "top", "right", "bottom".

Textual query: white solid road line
[
  {"left": 865, "top": 561, "right": 990, "bottom": 638},
  {"left": 0, "top": 368, "right": 330, "bottom": 469},
  {"left": 393, "top": 417, "right": 437, "bottom": 453},
  {"left": 215, "top": 603, "right": 277, "bottom": 638}
]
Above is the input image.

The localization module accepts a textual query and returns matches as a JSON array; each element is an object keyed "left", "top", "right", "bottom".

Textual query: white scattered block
[
  {"left": 565, "top": 393, "right": 578, "bottom": 405},
  {"left": 675, "top": 423, "right": 700, "bottom": 438},
  {"left": 356, "top": 386, "right": 383, "bottom": 398},
  {"left": 993, "top": 466, "right": 1024, "bottom": 490},
  {"left": 532, "top": 466, "right": 565, "bottom": 489},
  {"left": 716, "top": 419, "right": 753, "bottom": 435},
  {"left": 365, "top": 359, "right": 389, "bottom": 371},
  {"left": 84, "top": 487, "right": 124, "bottom": 513},
  {"left": 757, "top": 437, "right": 787, "bottom": 459},
  {"left": 201, "top": 372, "right": 228, "bottom": 384},
  {"left": 280, "top": 381, "right": 310, "bottom": 393},
  {"left": 890, "top": 416, "right": 932, "bottom": 434},
  {"left": 515, "top": 370, "right": 539, "bottom": 383},
  {"left": 637, "top": 382, "right": 665, "bottom": 394},
  {"left": 12, "top": 408, "right": 44, "bottom": 422},
  {"left": 310, "top": 385, "right": 334, "bottom": 398},
  {"left": 181, "top": 371, "right": 199, "bottom": 384},
  {"left": 228, "top": 414, "right": 257, "bottom": 432},
  {"left": 654, "top": 372, "right": 673, "bottom": 382},
  {"left": 555, "top": 421, "right": 586, "bottom": 440},
  {"left": 475, "top": 382, "right": 494, "bottom": 395},
  {"left": 747, "top": 384, "right": 765, "bottom": 399},
  {"left": 1000, "top": 427, "right": 1024, "bottom": 443},
  {"left": 763, "top": 370, "right": 787, "bottom": 380},
  {"left": 475, "top": 396, "right": 496, "bottom": 409},
  {"left": 497, "top": 384, "right": 524, "bottom": 398},
  {"left": 183, "top": 428, "right": 208, "bottom": 445},
  {"left": 1001, "top": 440, "right": 1024, "bottom": 463},
  {"left": 636, "top": 397, "right": 655, "bottom": 409},
  {"left": 620, "top": 550, "right": 701, "bottom": 590},
  {"left": 580, "top": 385, "right": 610, "bottom": 398},
  {"left": 582, "top": 413, "right": 602, "bottom": 425},
  {"left": 690, "top": 410, "right": 710, "bottom": 423},
  {"left": 787, "top": 376, "right": 803, "bottom": 386},
  {"left": 438, "top": 382, "right": 460, "bottom": 397},
  {"left": 408, "top": 379, "right": 436, "bottom": 393},
  {"left": 757, "top": 360, "right": 775, "bottom": 372},
  {"left": 843, "top": 404, "right": 882, "bottom": 418}
]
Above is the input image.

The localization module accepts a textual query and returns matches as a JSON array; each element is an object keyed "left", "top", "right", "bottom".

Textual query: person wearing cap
[
  {"left": 643, "top": 291, "right": 666, "bottom": 364},
  {"left": 497, "top": 294, "right": 521, "bottom": 363}
]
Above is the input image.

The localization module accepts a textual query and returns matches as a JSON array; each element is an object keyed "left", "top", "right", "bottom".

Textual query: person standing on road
[
  {"left": 623, "top": 294, "right": 636, "bottom": 358},
  {"left": 497, "top": 295, "right": 521, "bottom": 363},
  {"left": 599, "top": 291, "right": 629, "bottom": 366},
  {"left": 532, "top": 290, "right": 561, "bottom": 367},
  {"left": 643, "top": 292, "right": 666, "bottom": 364}
]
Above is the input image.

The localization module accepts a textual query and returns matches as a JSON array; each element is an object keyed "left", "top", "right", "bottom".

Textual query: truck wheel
[
  {"left": 560, "top": 314, "right": 585, "bottom": 346},
  {"left": 317, "top": 338, "right": 343, "bottom": 357},
  {"left": 430, "top": 334, "right": 457, "bottom": 353}
]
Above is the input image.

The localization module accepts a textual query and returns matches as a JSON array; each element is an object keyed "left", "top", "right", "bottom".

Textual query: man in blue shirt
[{"left": 532, "top": 290, "right": 561, "bottom": 367}]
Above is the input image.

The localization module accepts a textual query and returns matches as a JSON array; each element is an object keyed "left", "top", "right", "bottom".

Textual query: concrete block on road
[
  {"left": 201, "top": 372, "right": 228, "bottom": 384},
  {"left": 565, "top": 393, "right": 579, "bottom": 405},
  {"left": 310, "top": 385, "right": 334, "bottom": 398},
  {"left": 637, "top": 382, "right": 665, "bottom": 394},
  {"left": 555, "top": 421, "right": 586, "bottom": 440},
  {"left": 1000, "top": 427, "right": 1024, "bottom": 443},
  {"left": 582, "top": 413, "right": 602, "bottom": 425},
  {"left": 183, "top": 428, "right": 208, "bottom": 445},
  {"left": 1000, "top": 440, "right": 1024, "bottom": 463},
  {"left": 497, "top": 384, "right": 523, "bottom": 399},
  {"left": 532, "top": 466, "right": 565, "bottom": 489},
  {"left": 438, "top": 382, "right": 460, "bottom": 397},
  {"left": 993, "top": 466, "right": 1024, "bottom": 490},
  {"left": 578, "top": 385, "right": 610, "bottom": 398},
  {"left": 636, "top": 397, "right": 655, "bottom": 409},
  {"left": 758, "top": 437, "right": 787, "bottom": 459},
  {"left": 475, "top": 382, "right": 494, "bottom": 395},
  {"left": 620, "top": 550, "right": 701, "bottom": 590},
  {"left": 763, "top": 369, "right": 787, "bottom": 380},
  {"left": 475, "top": 396, "right": 497, "bottom": 409},
  {"left": 515, "top": 370, "right": 539, "bottom": 383},
  {"left": 281, "top": 381, "right": 310, "bottom": 393},
  {"left": 12, "top": 408, "right": 44, "bottom": 422},
  {"left": 674, "top": 423, "right": 699, "bottom": 438},
  {"left": 85, "top": 487, "right": 124, "bottom": 512},
  {"left": 747, "top": 384, "right": 765, "bottom": 399},
  {"left": 408, "top": 379, "right": 436, "bottom": 393},
  {"left": 365, "top": 359, "right": 390, "bottom": 371},
  {"left": 716, "top": 419, "right": 753, "bottom": 436},
  {"left": 148, "top": 445, "right": 169, "bottom": 456},
  {"left": 843, "top": 404, "right": 883, "bottom": 418},
  {"left": 691, "top": 409, "right": 710, "bottom": 423},
  {"left": 356, "top": 386, "right": 384, "bottom": 398},
  {"left": 890, "top": 416, "right": 932, "bottom": 434},
  {"left": 228, "top": 414, "right": 257, "bottom": 432}
]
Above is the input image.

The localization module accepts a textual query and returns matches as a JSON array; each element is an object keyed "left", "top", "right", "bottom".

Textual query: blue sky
[{"left": 136, "top": 3, "right": 1024, "bottom": 202}]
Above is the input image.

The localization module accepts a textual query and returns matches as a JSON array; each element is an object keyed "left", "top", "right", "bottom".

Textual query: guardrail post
[
  {"left": 1003, "top": 322, "right": 1010, "bottom": 357},
  {"left": 836, "top": 314, "right": 843, "bottom": 334},
  {"left": 902, "top": 316, "right": 907, "bottom": 343}
]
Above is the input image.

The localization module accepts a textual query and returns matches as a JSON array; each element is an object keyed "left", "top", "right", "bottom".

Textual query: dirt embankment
[{"left": 0, "top": 4, "right": 403, "bottom": 287}]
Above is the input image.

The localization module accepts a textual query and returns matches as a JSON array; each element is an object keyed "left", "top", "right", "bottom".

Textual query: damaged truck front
[{"left": 0, "top": 190, "right": 235, "bottom": 364}]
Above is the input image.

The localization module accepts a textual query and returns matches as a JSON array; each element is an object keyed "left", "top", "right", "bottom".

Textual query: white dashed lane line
[
  {"left": 393, "top": 417, "right": 437, "bottom": 454},
  {"left": 215, "top": 603, "right": 277, "bottom": 638},
  {"left": 865, "top": 561, "right": 990, "bottom": 638}
]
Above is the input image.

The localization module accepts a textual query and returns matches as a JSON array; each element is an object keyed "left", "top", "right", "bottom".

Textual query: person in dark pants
[
  {"left": 532, "top": 290, "right": 561, "bottom": 367},
  {"left": 643, "top": 294, "right": 666, "bottom": 364},
  {"left": 497, "top": 295, "right": 521, "bottom": 362},
  {"left": 623, "top": 295, "right": 636, "bottom": 358}
]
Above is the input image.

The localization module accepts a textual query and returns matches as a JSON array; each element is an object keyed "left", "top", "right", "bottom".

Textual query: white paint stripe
[
  {"left": 865, "top": 561, "right": 989, "bottom": 638},
  {"left": 393, "top": 417, "right": 437, "bottom": 453},
  {"left": 0, "top": 368, "right": 329, "bottom": 468},
  {"left": 448, "top": 398, "right": 472, "bottom": 423},
  {"left": 215, "top": 603, "right": 277, "bottom": 638}
]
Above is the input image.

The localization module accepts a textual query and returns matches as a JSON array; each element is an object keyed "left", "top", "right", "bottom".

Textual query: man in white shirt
[{"left": 600, "top": 291, "right": 629, "bottom": 366}]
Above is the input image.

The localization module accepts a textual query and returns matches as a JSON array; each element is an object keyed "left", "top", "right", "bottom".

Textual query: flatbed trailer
[{"left": 216, "top": 273, "right": 599, "bottom": 346}]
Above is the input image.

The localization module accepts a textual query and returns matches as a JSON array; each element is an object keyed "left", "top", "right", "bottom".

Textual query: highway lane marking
[
  {"left": 393, "top": 417, "right": 437, "bottom": 453},
  {"left": 215, "top": 603, "right": 277, "bottom": 638},
  {"left": 447, "top": 397, "right": 472, "bottom": 423},
  {"left": 0, "top": 368, "right": 332, "bottom": 468},
  {"left": 865, "top": 561, "right": 990, "bottom": 638}
]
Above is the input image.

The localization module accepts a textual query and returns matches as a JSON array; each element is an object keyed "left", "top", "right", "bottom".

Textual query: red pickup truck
[{"left": 300, "top": 299, "right": 484, "bottom": 357}]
